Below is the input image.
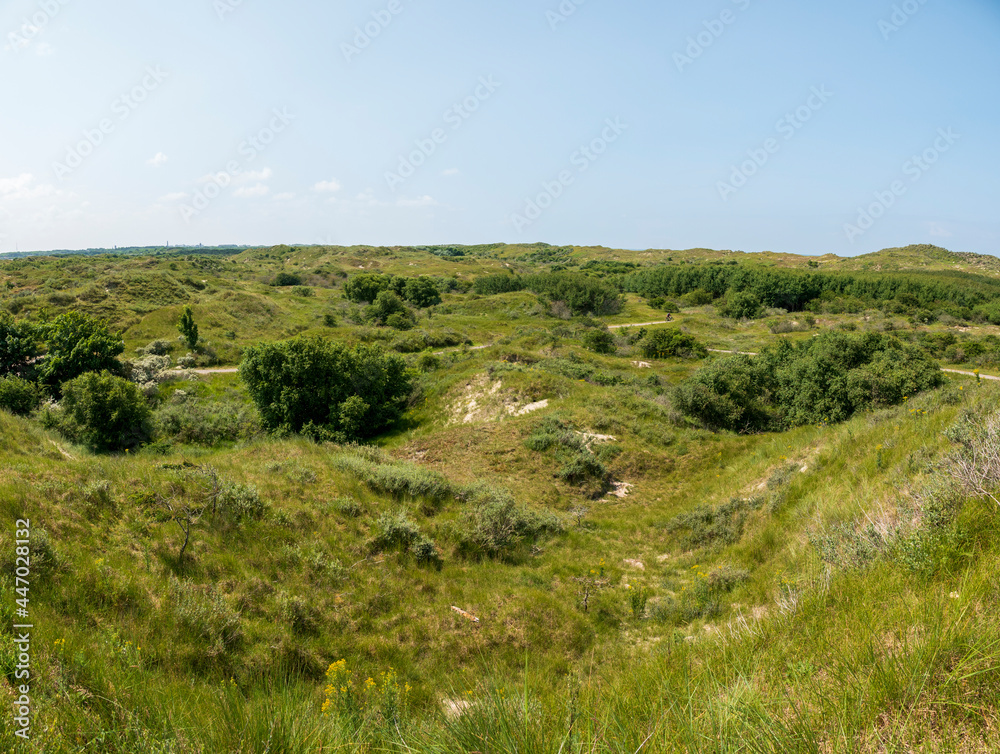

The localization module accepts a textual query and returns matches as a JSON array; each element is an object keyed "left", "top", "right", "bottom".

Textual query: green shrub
[
  {"left": 0, "top": 313, "right": 40, "bottom": 377},
  {"left": 0, "top": 375, "right": 41, "bottom": 415},
  {"left": 178, "top": 306, "right": 199, "bottom": 350},
  {"left": 167, "top": 576, "right": 243, "bottom": 656},
  {"left": 639, "top": 329, "right": 707, "bottom": 360},
  {"left": 675, "top": 331, "right": 943, "bottom": 432},
  {"left": 272, "top": 272, "right": 302, "bottom": 287},
  {"left": 344, "top": 273, "right": 392, "bottom": 303},
  {"left": 330, "top": 496, "right": 362, "bottom": 517},
  {"left": 218, "top": 482, "right": 269, "bottom": 522},
  {"left": 473, "top": 273, "right": 524, "bottom": 295},
  {"left": 582, "top": 329, "right": 616, "bottom": 354},
  {"left": 558, "top": 452, "right": 609, "bottom": 485},
  {"left": 332, "top": 452, "right": 455, "bottom": 503},
  {"left": 403, "top": 277, "right": 442, "bottom": 308},
  {"left": 369, "top": 512, "right": 439, "bottom": 565},
  {"left": 57, "top": 371, "right": 152, "bottom": 452},
  {"left": 719, "top": 290, "right": 762, "bottom": 319},
  {"left": 239, "top": 336, "right": 411, "bottom": 440},
  {"left": 455, "top": 485, "right": 563, "bottom": 560},
  {"left": 39, "top": 312, "right": 125, "bottom": 393},
  {"left": 665, "top": 497, "right": 765, "bottom": 549},
  {"left": 153, "top": 396, "right": 262, "bottom": 446}
]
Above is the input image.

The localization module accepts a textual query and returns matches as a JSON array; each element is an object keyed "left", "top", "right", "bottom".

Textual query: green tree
[
  {"left": 719, "top": 290, "right": 762, "bottom": 320},
  {"left": 238, "top": 336, "right": 412, "bottom": 440},
  {"left": 344, "top": 273, "right": 392, "bottom": 304},
  {"left": 366, "top": 291, "right": 414, "bottom": 328},
  {"left": 674, "top": 332, "right": 942, "bottom": 432},
  {"left": 58, "top": 371, "right": 151, "bottom": 452},
  {"left": 272, "top": 272, "right": 302, "bottom": 287},
  {"left": 639, "top": 329, "right": 707, "bottom": 359},
  {"left": 403, "top": 277, "right": 442, "bottom": 308},
  {"left": 0, "top": 375, "right": 42, "bottom": 416},
  {"left": 582, "top": 329, "right": 616, "bottom": 355},
  {"left": 40, "top": 312, "right": 124, "bottom": 393},
  {"left": 178, "top": 306, "right": 199, "bottom": 350},
  {"left": 0, "top": 313, "right": 40, "bottom": 378}
]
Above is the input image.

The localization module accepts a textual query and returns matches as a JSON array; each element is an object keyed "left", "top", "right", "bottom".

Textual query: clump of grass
[
  {"left": 454, "top": 484, "right": 564, "bottom": 560},
  {"left": 219, "top": 482, "right": 269, "bottom": 522},
  {"left": 525, "top": 416, "right": 614, "bottom": 494},
  {"left": 332, "top": 450, "right": 455, "bottom": 503},
  {"left": 369, "top": 511, "right": 440, "bottom": 566},
  {"left": 666, "top": 496, "right": 765, "bottom": 549},
  {"left": 651, "top": 564, "right": 748, "bottom": 625},
  {"left": 166, "top": 576, "right": 244, "bottom": 666}
]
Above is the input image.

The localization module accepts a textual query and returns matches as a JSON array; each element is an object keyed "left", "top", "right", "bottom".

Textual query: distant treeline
[
  {"left": 620, "top": 265, "right": 1000, "bottom": 319},
  {"left": 473, "top": 272, "right": 623, "bottom": 316}
]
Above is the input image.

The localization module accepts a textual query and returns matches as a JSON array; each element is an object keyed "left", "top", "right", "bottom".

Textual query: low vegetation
[{"left": 2, "top": 242, "right": 1000, "bottom": 752}]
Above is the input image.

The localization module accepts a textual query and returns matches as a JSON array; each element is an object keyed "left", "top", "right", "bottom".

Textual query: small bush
[
  {"left": 665, "top": 497, "right": 765, "bottom": 549},
  {"left": 639, "top": 329, "right": 707, "bottom": 360},
  {"left": 719, "top": 291, "right": 762, "bottom": 319},
  {"left": 0, "top": 375, "right": 42, "bottom": 415},
  {"left": 153, "top": 396, "right": 262, "bottom": 446},
  {"left": 167, "top": 576, "right": 243, "bottom": 657},
  {"left": 57, "top": 371, "right": 152, "bottom": 452},
  {"left": 455, "top": 485, "right": 563, "bottom": 560},
  {"left": 582, "top": 329, "right": 616, "bottom": 354},
  {"left": 137, "top": 339, "right": 173, "bottom": 356},
  {"left": 272, "top": 272, "right": 302, "bottom": 287},
  {"left": 558, "top": 452, "right": 609, "bottom": 485},
  {"left": 218, "top": 482, "right": 269, "bottom": 522},
  {"left": 332, "top": 451, "right": 455, "bottom": 503},
  {"left": 369, "top": 511, "right": 439, "bottom": 565},
  {"left": 330, "top": 496, "right": 362, "bottom": 517}
]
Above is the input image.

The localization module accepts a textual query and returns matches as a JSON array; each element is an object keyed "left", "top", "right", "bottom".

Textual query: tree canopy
[{"left": 239, "top": 335, "right": 412, "bottom": 440}]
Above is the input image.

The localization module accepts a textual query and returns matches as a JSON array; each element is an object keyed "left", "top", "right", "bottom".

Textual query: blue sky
[{"left": 0, "top": 0, "right": 997, "bottom": 255}]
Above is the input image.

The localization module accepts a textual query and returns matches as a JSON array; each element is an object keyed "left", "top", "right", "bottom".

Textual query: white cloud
[
  {"left": 234, "top": 183, "right": 269, "bottom": 198},
  {"left": 272, "top": 192, "right": 296, "bottom": 201},
  {"left": 158, "top": 192, "right": 188, "bottom": 202},
  {"left": 147, "top": 152, "right": 169, "bottom": 168},
  {"left": 35, "top": 42, "right": 54, "bottom": 56},
  {"left": 396, "top": 195, "right": 439, "bottom": 207},
  {"left": 0, "top": 174, "right": 56, "bottom": 201},
  {"left": 238, "top": 168, "right": 272, "bottom": 184},
  {"left": 314, "top": 179, "right": 342, "bottom": 192},
  {"left": 201, "top": 167, "right": 272, "bottom": 186},
  {"left": 442, "top": 168, "right": 460, "bottom": 176}
]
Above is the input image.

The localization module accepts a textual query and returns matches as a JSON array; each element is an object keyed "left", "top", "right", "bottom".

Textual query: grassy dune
[{"left": 2, "top": 244, "right": 1000, "bottom": 751}]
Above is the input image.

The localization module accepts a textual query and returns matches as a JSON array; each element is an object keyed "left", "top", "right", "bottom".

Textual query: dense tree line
[
  {"left": 343, "top": 273, "right": 445, "bottom": 308},
  {"left": 621, "top": 264, "right": 1000, "bottom": 318},
  {"left": 674, "top": 331, "right": 943, "bottom": 432},
  {"left": 473, "top": 272, "right": 623, "bottom": 316}
]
